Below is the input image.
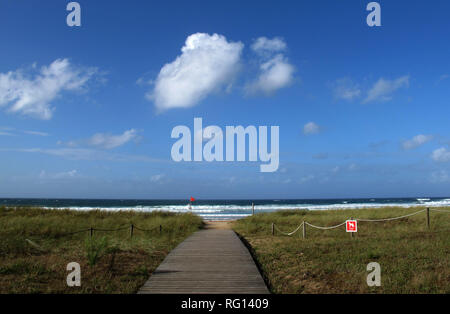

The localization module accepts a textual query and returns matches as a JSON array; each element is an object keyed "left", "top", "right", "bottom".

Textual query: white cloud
[
  {"left": 2, "top": 147, "right": 159, "bottom": 163},
  {"left": 303, "top": 122, "right": 320, "bottom": 135},
  {"left": 363, "top": 75, "right": 409, "bottom": 103},
  {"left": 87, "top": 129, "right": 138, "bottom": 149},
  {"left": 150, "top": 174, "right": 165, "bottom": 183},
  {"left": 246, "top": 54, "right": 295, "bottom": 95},
  {"left": 299, "top": 175, "right": 314, "bottom": 183},
  {"left": 431, "top": 147, "right": 450, "bottom": 162},
  {"left": 59, "top": 129, "right": 138, "bottom": 149},
  {"left": 23, "top": 130, "right": 49, "bottom": 137},
  {"left": 0, "top": 59, "right": 97, "bottom": 119},
  {"left": 251, "top": 37, "right": 287, "bottom": 55},
  {"left": 402, "top": 134, "right": 433, "bottom": 150},
  {"left": 246, "top": 37, "right": 294, "bottom": 95},
  {"left": 39, "top": 169, "right": 78, "bottom": 180},
  {"left": 332, "top": 78, "right": 361, "bottom": 101},
  {"left": 331, "top": 166, "right": 340, "bottom": 173},
  {"left": 0, "top": 127, "right": 49, "bottom": 136},
  {"left": 149, "top": 33, "right": 243, "bottom": 111}
]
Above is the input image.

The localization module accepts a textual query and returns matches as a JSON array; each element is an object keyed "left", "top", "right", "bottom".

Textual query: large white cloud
[
  {"left": 149, "top": 33, "right": 243, "bottom": 111},
  {"left": 246, "top": 37, "right": 294, "bottom": 95},
  {"left": 402, "top": 134, "right": 433, "bottom": 150},
  {"left": 363, "top": 75, "right": 409, "bottom": 103},
  {"left": 0, "top": 59, "right": 97, "bottom": 119}
]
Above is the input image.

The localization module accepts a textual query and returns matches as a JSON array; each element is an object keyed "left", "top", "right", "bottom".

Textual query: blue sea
[{"left": 2, "top": 197, "right": 450, "bottom": 220}]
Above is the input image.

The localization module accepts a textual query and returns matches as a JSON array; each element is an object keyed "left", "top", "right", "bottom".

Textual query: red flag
[{"left": 190, "top": 197, "right": 195, "bottom": 202}]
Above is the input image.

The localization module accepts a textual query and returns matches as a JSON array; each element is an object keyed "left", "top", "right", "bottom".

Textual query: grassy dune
[
  {"left": 0, "top": 207, "right": 203, "bottom": 294},
  {"left": 233, "top": 207, "right": 450, "bottom": 294}
]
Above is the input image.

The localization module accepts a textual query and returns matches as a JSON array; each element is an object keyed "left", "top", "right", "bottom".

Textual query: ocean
[{"left": 2, "top": 197, "right": 450, "bottom": 220}]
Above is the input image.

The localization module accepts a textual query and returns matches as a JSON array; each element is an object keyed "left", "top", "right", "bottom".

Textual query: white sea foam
[{"left": 40, "top": 198, "right": 450, "bottom": 220}]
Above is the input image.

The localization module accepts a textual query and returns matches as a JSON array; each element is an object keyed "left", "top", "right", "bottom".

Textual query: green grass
[
  {"left": 233, "top": 207, "right": 450, "bottom": 294},
  {"left": 0, "top": 206, "right": 203, "bottom": 294}
]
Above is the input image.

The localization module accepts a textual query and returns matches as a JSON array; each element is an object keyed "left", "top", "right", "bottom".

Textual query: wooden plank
[{"left": 138, "top": 229, "right": 269, "bottom": 294}]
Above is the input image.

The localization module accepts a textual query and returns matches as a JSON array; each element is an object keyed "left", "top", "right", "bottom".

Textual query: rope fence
[
  {"left": 429, "top": 208, "right": 450, "bottom": 213},
  {"left": 271, "top": 207, "right": 450, "bottom": 238},
  {"left": 355, "top": 209, "right": 426, "bottom": 222},
  {"left": 305, "top": 221, "right": 346, "bottom": 230},
  {"left": 54, "top": 224, "right": 164, "bottom": 238}
]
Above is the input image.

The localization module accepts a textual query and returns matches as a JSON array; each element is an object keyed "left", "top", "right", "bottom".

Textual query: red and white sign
[{"left": 346, "top": 220, "right": 357, "bottom": 232}]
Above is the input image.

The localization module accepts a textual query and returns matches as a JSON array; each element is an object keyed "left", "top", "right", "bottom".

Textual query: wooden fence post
[
  {"left": 426, "top": 208, "right": 430, "bottom": 230},
  {"left": 302, "top": 221, "right": 306, "bottom": 239},
  {"left": 90, "top": 227, "right": 93, "bottom": 238},
  {"left": 130, "top": 224, "right": 134, "bottom": 238},
  {"left": 350, "top": 218, "right": 354, "bottom": 239},
  {"left": 271, "top": 223, "right": 274, "bottom": 236},
  {"left": 159, "top": 225, "right": 162, "bottom": 234}
]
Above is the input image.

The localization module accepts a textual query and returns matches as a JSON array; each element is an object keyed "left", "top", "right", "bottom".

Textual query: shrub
[{"left": 84, "top": 236, "right": 109, "bottom": 266}]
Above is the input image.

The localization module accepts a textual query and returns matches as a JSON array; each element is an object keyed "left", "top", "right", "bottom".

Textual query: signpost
[{"left": 346, "top": 219, "right": 357, "bottom": 238}]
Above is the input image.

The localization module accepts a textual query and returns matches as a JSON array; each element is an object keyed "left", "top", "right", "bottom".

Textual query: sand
[{"left": 203, "top": 221, "right": 233, "bottom": 230}]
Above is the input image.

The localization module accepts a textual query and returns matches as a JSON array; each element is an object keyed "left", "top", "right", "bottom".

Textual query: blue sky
[{"left": 0, "top": 0, "right": 449, "bottom": 199}]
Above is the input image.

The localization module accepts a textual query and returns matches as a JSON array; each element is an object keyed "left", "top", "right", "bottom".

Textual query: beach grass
[
  {"left": 0, "top": 206, "right": 203, "bottom": 294},
  {"left": 232, "top": 206, "right": 450, "bottom": 294}
]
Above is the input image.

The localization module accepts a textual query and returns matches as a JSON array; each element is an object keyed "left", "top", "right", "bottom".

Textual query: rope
[
  {"left": 356, "top": 209, "right": 426, "bottom": 222},
  {"left": 429, "top": 208, "right": 450, "bottom": 213},
  {"left": 134, "top": 225, "right": 160, "bottom": 232},
  {"left": 93, "top": 226, "right": 129, "bottom": 232},
  {"left": 271, "top": 208, "right": 450, "bottom": 235},
  {"left": 274, "top": 222, "right": 303, "bottom": 236},
  {"left": 58, "top": 229, "right": 91, "bottom": 236},
  {"left": 305, "top": 221, "right": 346, "bottom": 230}
]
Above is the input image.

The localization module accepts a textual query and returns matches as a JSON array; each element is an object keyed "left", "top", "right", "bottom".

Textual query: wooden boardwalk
[{"left": 138, "top": 229, "right": 269, "bottom": 294}]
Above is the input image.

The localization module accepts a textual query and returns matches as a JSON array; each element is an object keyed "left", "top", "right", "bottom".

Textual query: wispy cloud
[
  {"left": 331, "top": 77, "right": 361, "bottom": 101},
  {"left": 437, "top": 74, "right": 449, "bottom": 84},
  {"left": 39, "top": 169, "right": 78, "bottom": 180},
  {"left": 62, "top": 129, "right": 139, "bottom": 150},
  {"left": 0, "top": 59, "right": 98, "bottom": 119},
  {"left": 148, "top": 33, "right": 243, "bottom": 111},
  {"left": 1, "top": 147, "right": 161, "bottom": 163},
  {"left": 150, "top": 174, "right": 165, "bottom": 183},
  {"left": 402, "top": 134, "right": 433, "bottom": 150},
  {"left": 246, "top": 37, "right": 294, "bottom": 95},
  {"left": 299, "top": 174, "right": 314, "bottom": 183},
  {"left": 430, "top": 170, "right": 449, "bottom": 183},
  {"left": 87, "top": 129, "right": 138, "bottom": 149},
  {"left": 303, "top": 122, "right": 320, "bottom": 135},
  {"left": 363, "top": 75, "right": 409, "bottom": 103},
  {"left": 331, "top": 166, "right": 340, "bottom": 173},
  {"left": 23, "top": 130, "right": 49, "bottom": 137},
  {"left": 0, "top": 128, "right": 49, "bottom": 136}
]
